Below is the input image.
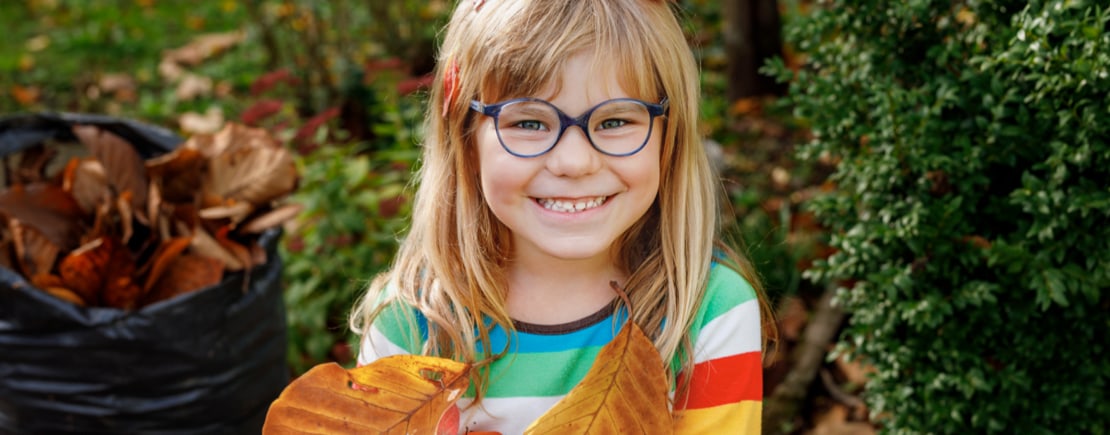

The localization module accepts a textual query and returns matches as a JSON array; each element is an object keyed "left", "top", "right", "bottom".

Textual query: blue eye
[
  {"left": 514, "top": 120, "right": 548, "bottom": 131},
  {"left": 598, "top": 119, "right": 628, "bottom": 130}
]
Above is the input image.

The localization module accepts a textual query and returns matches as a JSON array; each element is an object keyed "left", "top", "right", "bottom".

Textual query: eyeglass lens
[{"left": 494, "top": 100, "right": 654, "bottom": 156}]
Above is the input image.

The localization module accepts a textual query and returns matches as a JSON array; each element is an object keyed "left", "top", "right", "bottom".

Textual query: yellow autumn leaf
[
  {"left": 263, "top": 356, "right": 470, "bottom": 434},
  {"left": 525, "top": 323, "right": 674, "bottom": 434}
]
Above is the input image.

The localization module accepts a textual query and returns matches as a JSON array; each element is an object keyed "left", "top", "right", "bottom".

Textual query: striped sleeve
[
  {"left": 356, "top": 289, "right": 428, "bottom": 366},
  {"left": 673, "top": 264, "right": 763, "bottom": 434}
]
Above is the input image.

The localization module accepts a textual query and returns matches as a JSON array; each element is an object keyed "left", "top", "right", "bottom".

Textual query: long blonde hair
[{"left": 351, "top": 0, "right": 776, "bottom": 402}]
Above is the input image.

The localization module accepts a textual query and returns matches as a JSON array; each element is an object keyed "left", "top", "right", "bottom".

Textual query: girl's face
[{"left": 474, "top": 52, "right": 662, "bottom": 267}]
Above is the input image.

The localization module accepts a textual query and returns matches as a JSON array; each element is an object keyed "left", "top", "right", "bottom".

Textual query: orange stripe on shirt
[
  {"left": 674, "top": 351, "right": 762, "bottom": 410},
  {"left": 674, "top": 400, "right": 761, "bottom": 434}
]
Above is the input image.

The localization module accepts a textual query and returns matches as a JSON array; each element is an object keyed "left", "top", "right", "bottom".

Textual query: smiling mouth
[{"left": 535, "top": 196, "right": 610, "bottom": 213}]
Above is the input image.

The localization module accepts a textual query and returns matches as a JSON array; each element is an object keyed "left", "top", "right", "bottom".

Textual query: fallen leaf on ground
[
  {"left": 162, "top": 31, "right": 245, "bottom": 67},
  {"left": 179, "top": 107, "right": 225, "bottom": 134}
]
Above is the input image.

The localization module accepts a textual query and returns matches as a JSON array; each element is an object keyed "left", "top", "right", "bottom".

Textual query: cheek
[
  {"left": 630, "top": 142, "right": 663, "bottom": 196},
  {"left": 476, "top": 125, "right": 524, "bottom": 206}
]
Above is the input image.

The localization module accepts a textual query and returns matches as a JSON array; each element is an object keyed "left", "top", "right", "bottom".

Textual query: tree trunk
[{"left": 724, "top": 0, "right": 787, "bottom": 101}]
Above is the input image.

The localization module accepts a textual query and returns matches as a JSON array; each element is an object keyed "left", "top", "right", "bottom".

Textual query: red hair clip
[
  {"left": 473, "top": 0, "right": 486, "bottom": 11},
  {"left": 442, "top": 58, "right": 460, "bottom": 118}
]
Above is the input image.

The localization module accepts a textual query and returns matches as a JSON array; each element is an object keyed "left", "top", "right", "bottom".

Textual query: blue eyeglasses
[{"left": 469, "top": 97, "right": 668, "bottom": 157}]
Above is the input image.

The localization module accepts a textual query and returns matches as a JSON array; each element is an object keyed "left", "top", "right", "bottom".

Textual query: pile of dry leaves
[{"left": 0, "top": 122, "right": 301, "bottom": 310}]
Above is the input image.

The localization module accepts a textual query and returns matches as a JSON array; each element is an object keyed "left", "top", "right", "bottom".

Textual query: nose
[{"left": 544, "top": 125, "right": 602, "bottom": 177}]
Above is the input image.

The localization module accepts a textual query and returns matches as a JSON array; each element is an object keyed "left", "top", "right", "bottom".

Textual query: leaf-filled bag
[{"left": 0, "top": 113, "right": 289, "bottom": 434}]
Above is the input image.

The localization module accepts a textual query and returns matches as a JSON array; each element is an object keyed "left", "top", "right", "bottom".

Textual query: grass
[{"left": 0, "top": 0, "right": 254, "bottom": 120}]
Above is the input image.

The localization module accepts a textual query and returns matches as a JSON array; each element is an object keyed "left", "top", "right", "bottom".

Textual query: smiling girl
[{"left": 350, "top": 0, "right": 775, "bottom": 433}]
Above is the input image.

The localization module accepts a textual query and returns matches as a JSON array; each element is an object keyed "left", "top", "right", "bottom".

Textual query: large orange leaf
[
  {"left": 525, "top": 323, "right": 674, "bottom": 434},
  {"left": 263, "top": 357, "right": 470, "bottom": 435}
]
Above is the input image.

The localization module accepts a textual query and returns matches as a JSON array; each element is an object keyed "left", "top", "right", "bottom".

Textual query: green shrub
[
  {"left": 280, "top": 92, "right": 423, "bottom": 374},
  {"left": 769, "top": 1, "right": 1109, "bottom": 432}
]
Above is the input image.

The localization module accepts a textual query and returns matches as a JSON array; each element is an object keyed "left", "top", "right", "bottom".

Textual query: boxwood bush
[{"left": 769, "top": 1, "right": 1109, "bottom": 432}]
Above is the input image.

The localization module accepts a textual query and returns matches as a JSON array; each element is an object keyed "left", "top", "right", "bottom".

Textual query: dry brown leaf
[
  {"left": 31, "top": 273, "right": 88, "bottom": 305},
  {"left": 809, "top": 403, "right": 875, "bottom": 435},
  {"left": 263, "top": 357, "right": 470, "bottom": 435},
  {"left": 93, "top": 237, "right": 142, "bottom": 310},
  {"left": 141, "top": 252, "right": 224, "bottom": 306},
  {"left": 99, "top": 73, "right": 136, "bottom": 94},
  {"left": 200, "top": 123, "right": 298, "bottom": 206},
  {"left": 11, "top": 85, "right": 41, "bottom": 106},
  {"left": 11, "top": 144, "right": 56, "bottom": 185},
  {"left": 158, "top": 58, "right": 186, "bottom": 81},
  {"left": 72, "top": 125, "right": 149, "bottom": 222},
  {"left": 0, "top": 226, "right": 13, "bottom": 271},
  {"left": 148, "top": 178, "right": 163, "bottom": 227},
  {"left": 214, "top": 226, "right": 255, "bottom": 268},
  {"left": 44, "top": 286, "right": 87, "bottom": 306},
  {"left": 525, "top": 323, "right": 673, "bottom": 434},
  {"left": 833, "top": 354, "right": 874, "bottom": 388},
  {"left": 146, "top": 146, "right": 207, "bottom": 204},
  {"left": 162, "top": 31, "right": 245, "bottom": 67},
  {"left": 198, "top": 201, "right": 253, "bottom": 224},
  {"left": 0, "top": 183, "right": 86, "bottom": 250},
  {"left": 140, "top": 237, "right": 192, "bottom": 293},
  {"left": 30, "top": 273, "right": 65, "bottom": 289},
  {"left": 239, "top": 203, "right": 303, "bottom": 234},
  {"left": 179, "top": 107, "right": 225, "bottom": 134},
  {"left": 8, "top": 219, "right": 61, "bottom": 278},
  {"left": 117, "top": 191, "right": 135, "bottom": 244},
  {"left": 57, "top": 237, "right": 111, "bottom": 305},
  {"left": 183, "top": 223, "right": 244, "bottom": 270},
  {"left": 55, "top": 236, "right": 143, "bottom": 309},
  {"left": 62, "top": 158, "right": 110, "bottom": 214},
  {"left": 175, "top": 73, "right": 214, "bottom": 101}
]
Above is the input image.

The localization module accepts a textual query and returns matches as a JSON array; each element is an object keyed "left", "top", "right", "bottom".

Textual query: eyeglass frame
[{"left": 469, "top": 97, "right": 669, "bottom": 158}]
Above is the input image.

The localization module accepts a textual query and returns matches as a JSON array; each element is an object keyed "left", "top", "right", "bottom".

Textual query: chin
[{"left": 534, "top": 241, "right": 614, "bottom": 262}]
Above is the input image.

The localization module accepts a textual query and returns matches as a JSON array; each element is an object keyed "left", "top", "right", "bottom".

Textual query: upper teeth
[{"left": 539, "top": 196, "right": 607, "bottom": 213}]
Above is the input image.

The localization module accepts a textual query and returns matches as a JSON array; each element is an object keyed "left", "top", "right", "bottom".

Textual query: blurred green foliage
[
  {"left": 770, "top": 0, "right": 1109, "bottom": 432},
  {"left": 282, "top": 138, "right": 420, "bottom": 374}
]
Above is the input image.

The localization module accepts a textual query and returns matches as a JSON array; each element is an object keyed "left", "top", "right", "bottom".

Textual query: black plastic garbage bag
[{"left": 0, "top": 113, "right": 289, "bottom": 434}]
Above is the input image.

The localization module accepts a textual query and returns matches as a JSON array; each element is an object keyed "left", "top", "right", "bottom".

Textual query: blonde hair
[{"left": 351, "top": 0, "right": 776, "bottom": 402}]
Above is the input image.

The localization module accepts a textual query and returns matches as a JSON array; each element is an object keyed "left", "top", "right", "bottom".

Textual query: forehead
[
  {"left": 537, "top": 54, "right": 639, "bottom": 103},
  {"left": 482, "top": 49, "right": 657, "bottom": 104}
]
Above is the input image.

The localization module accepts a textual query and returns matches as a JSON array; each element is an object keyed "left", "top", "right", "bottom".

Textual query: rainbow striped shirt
[{"left": 358, "top": 264, "right": 762, "bottom": 434}]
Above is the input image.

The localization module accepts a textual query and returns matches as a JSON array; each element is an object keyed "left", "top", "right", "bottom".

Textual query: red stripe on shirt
[{"left": 674, "top": 351, "right": 762, "bottom": 410}]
